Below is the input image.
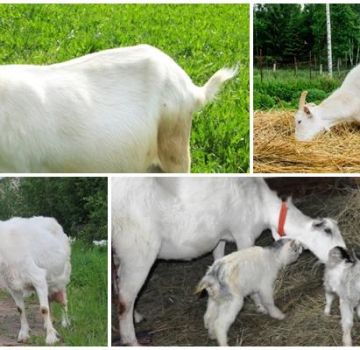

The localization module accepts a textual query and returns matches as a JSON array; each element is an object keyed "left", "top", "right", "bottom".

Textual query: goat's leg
[
  {"left": 9, "top": 290, "right": 30, "bottom": 343},
  {"left": 213, "top": 241, "right": 226, "bottom": 261},
  {"left": 157, "top": 115, "right": 191, "bottom": 173},
  {"left": 340, "top": 298, "right": 354, "bottom": 346},
  {"left": 259, "top": 287, "right": 285, "bottom": 320},
  {"left": 324, "top": 290, "right": 336, "bottom": 316},
  {"left": 214, "top": 297, "right": 243, "bottom": 346},
  {"left": 50, "top": 289, "right": 70, "bottom": 327},
  {"left": 33, "top": 275, "right": 59, "bottom": 345},
  {"left": 204, "top": 297, "right": 219, "bottom": 340},
  {"left": 117, "top": 249, "right": 158, "bottom": 345},
  {"left": 251, "top": 292, "right": 268, "bottom": 314}
]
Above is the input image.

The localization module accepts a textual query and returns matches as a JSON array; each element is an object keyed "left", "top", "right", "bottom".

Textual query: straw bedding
[
  {"left": 113, "top": 180, "right": 360, "bottom": 346},
  {"left": 254, "top": 110, "right": 360, "bottom": 173}
]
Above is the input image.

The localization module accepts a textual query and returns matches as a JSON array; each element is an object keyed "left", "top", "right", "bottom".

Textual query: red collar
[{"left": 277, "top": 202, "right": 288, "bottom": 237}]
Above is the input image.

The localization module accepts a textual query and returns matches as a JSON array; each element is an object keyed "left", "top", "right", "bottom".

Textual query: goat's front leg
[
  {"left": 340, "top": 298, "right": 354, "bottom": 346},
  {"left": 9, "top": 290, "right": 30, "bottom": 343},
  {"left": 259, "top": 287, "right": 285, "bottom": 320},
  {"left": 324, "top": 290, "right": 336, "bottom": 316}
]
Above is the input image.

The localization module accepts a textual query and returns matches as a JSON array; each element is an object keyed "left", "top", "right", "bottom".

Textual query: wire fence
[{"left": 254, "top": 52, "right": 354, "bottom": 81}]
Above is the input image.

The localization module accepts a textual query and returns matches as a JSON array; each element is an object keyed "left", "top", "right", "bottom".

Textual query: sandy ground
[{"left": 0, "top": 292, "right": 45, "bottom": 346}]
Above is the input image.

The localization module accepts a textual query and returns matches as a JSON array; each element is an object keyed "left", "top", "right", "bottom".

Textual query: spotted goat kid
[
  {"left": 195, "top": 239, "right": 303, "bottom": 346},
  {"left": 324, "top": 247, "right": 360, "bottom": 346}
]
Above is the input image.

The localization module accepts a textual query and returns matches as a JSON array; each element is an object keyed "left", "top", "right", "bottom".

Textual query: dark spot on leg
[
  {"left": 17, "top": 307, "right": 22, "bottom": 314},
  {"left": 41, "top": 307, "right": 48, "bottom": 315}
]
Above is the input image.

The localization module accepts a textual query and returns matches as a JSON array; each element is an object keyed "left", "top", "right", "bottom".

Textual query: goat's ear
[
  {"left": 312, "top": 218, "right": 325, "bottom": 229},
  {"left": 304, "top": 105, "right": 312, "bottom": 117}
]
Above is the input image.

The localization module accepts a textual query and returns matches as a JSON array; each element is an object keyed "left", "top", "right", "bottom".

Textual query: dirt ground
[
  {"left": 0, "top": 292, "right": 45, "bottom": 346},
  {"left": 113, "top": 179, "right": 360, "bottom": 346}
]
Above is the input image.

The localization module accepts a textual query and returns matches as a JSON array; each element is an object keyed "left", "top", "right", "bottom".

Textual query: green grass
[
  {"left": 29, "top": 241, "right": 107, "bottom": 346},
  {"left": 254, "top": 69, "right": 346, "bottom": 110},
  {"left": 0, "top": 4, "right": 249, "bottom": 173}
]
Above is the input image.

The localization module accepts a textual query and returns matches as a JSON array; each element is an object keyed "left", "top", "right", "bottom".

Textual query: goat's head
[
  {"left": 294, "top": 91, "right": 327, "bottom": 141},
  {"left": 303, "top": 218, "right": 346, "bottom": 263}
]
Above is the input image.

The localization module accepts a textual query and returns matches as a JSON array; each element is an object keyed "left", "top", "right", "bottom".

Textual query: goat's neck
[
  {"left": 318, "top": 89, "right": 359, "bottom": 126},
  {"left": 263, "top": 189, "right": 311, "bottom": 240}
]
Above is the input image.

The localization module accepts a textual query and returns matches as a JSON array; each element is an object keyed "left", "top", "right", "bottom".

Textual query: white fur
[
  {"left": 112, "top": 177, "right": 346, "bottom": 345},
  {"left": 196, "top": 240, "right": 302, "bottom": 346},
  {"left": 324, "top": 247, "right": 360, "bottom": 346},
  {"left": 0, "top": 44, "right": 237, "bottom": 172},
  {"left": 0, "top": 216, "right": 71, "bottom": 344},
  {"left": 295, "top": 64, "right": 360, "bottom": 141}
]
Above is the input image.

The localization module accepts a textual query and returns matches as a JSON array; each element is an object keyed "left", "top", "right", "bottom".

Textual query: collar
[{"left": 277, "top": 201, "right": 288, "bottom": 237}]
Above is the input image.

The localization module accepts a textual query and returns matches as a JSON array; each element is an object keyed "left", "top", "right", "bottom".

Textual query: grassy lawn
[
  {"left": 0, "top": 241, "right": 107, "bottom": 346},
  {"left": 0, "top": 4, "right": 249, "bottom": 173},
  {"left": 254, "top": 69, "right": 347, "bottom": 110}
]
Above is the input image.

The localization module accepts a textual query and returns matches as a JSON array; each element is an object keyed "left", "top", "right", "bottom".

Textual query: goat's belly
[{"left": 158, "top": 238, "right": 219, "bottom": 261}]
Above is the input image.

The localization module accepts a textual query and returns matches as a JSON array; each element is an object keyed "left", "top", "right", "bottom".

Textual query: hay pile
[
  {"left": 254, "top": 110, "right": 360, "bottom": 173},
  {"left": 114, "top": 181, "right": 360, "bottom": 346}
]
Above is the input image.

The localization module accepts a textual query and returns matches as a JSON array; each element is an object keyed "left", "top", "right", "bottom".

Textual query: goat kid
[
  {"left": 195, "top": 239, "right": 303, "bottom": 346},
  {"left": 324, "top": 246, "right": 360, "bottom": 346}
]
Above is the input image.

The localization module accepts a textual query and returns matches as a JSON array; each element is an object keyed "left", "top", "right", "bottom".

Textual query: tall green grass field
[{"left": 0, "top": 4, "right": 249, "bottom": 173}]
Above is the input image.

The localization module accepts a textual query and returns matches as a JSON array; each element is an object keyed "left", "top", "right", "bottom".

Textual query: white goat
[
  {"left": 112, "top": 177, "right": 345, "bottom": 345},
  {"left": 324, "top": 246, "right": 360, "bottom": 346},
  {"left": 0, "top": 216, "right": 71, "bottom": 344},
  {"left": 295, "top": 64, "right": 360, "bottom": 141},
  {"left": 0, "top": 44, "right": 237, "bottom": 173},
  {"left": 195, "top": 239, "right": 303, "bottom": 346}
]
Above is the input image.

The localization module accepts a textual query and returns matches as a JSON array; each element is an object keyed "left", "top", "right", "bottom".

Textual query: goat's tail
[
  {"left": 194, "top": 275, "right": 217, "bottom": 296},
  {"left": 200, "top": 65, "right": 239, "bottom": 105}
]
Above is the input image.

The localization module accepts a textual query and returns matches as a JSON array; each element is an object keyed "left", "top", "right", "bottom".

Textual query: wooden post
[
  {"left": 309, "top": 51, "right": 312, "bottom": 79},
  {"left": 320, "top": 64, "right": 323, "bottom": 75}
]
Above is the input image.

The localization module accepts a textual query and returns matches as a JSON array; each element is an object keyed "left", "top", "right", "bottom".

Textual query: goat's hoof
[
  {"left": 256, "top": 306, "right": 268, "bottom": 315},
  {"left": 17, "top": 331, "right": 30, "bottom": 343},
  {"left": 46, "top": 331, "right": 60, "bottom": 345},
  {"left": 208, "top": 331, "right": 216, "bottom": 340},
  {"left": 324, "top": 309, "right": 331, "bottom": 316},
  {"left": 272, "top": 312, "right": 285, "bottom": 320}
]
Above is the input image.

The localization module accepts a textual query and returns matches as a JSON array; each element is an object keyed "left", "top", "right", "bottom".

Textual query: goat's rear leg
[
  {"left": 50, "top": 290, "right": 70, "bottom": 327},
  {"left": 9, "top": 290, "right": 30, "bottom": 343},
  {"left": 157, "top": 116, "right": 191, "bottom": 173},
  {"left": 33, "top": 272, "right": 59, "bottom": 345}
]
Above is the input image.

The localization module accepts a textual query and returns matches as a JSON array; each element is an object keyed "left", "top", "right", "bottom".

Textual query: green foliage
[
  {"left": 0, "top": 178, "right": 107, "bottom": 242},
  {"left": 254, "top": 4, "right": 360, "bottom": 66},
  {"left": 0, "top": 4, "right": 249, "bottom": 173},
  {"left": 254, "top": 69, "right": 342, "bottom": 110}
]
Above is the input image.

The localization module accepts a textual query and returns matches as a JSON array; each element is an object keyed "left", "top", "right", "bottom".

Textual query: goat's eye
[
  {"left": 324, "top": 228, "right": 332, "bottom": 235},
  {"left": 297, "top": 120, "right": 302, "bottom": 124}
]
